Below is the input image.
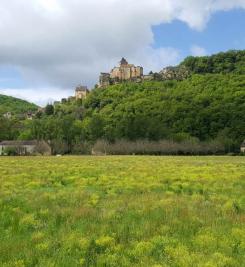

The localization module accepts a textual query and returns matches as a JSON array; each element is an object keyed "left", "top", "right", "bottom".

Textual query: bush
[
  {"left": 92, "top": 139, "right": 225, "bottom": 155},
  {"left": 3, "top": 146, "right": 18, "bottom": 156}
]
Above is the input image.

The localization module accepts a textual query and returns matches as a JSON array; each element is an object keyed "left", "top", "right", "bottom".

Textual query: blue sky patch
[{"left": 152, "top": 9, "right": 245, "bottom": 59}]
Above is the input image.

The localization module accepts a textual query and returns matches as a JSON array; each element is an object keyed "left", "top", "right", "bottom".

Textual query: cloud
[
  {"left": 190, "top": 45, "right": 207, "bottom": 57},
  {"left": 0, "top": 87, "right": 73, "bottom": 107},
  {"left": 170, "top": 0, "right": 245, "bottom": 31},
  {"left": 0, "top": 0, "right": 244, "bottom": 100}
]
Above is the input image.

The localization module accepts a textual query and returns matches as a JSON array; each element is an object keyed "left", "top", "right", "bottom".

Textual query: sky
[{"left": 0, "top": 0, "right": 244, "bottom": 106}]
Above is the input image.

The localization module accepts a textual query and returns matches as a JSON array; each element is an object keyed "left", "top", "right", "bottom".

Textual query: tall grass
[{"left": 0, "top": 156, "right": 244, "bottom": 266}]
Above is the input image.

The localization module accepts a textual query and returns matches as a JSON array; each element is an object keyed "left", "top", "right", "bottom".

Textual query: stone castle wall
[{"left": 110, "top": 65, "right": 143, "bottom": 80}]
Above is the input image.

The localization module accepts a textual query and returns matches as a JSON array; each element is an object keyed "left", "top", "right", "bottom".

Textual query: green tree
[{"left": 45, "top": 104, "right": 54, "bottom": 116}]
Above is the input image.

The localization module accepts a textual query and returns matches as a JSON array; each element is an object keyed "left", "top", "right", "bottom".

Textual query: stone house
[
  {"left": 3, "top": 112, "right": 12, "bottom": 119},
  {"left": 75, "top": 86, "right": 90, "bottom": 100},
  {"left": 26, "top": 111, "right": 35, "bottom": 120},
  {"left": 99, "top": 73, "right": 111, "bottom": 88},
  {"left": 241, "top": 140, "right": 245, "bottom": 153},
  {"left": 0, "top": 140, "right": 51, "bottom": 156}
]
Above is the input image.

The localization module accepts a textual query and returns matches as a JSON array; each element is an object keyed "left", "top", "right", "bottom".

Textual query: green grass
[{"left": 0, "top": 156, "right": 244, "bottom": 267}]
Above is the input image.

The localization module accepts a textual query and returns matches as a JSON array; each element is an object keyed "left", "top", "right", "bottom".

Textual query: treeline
[
  {"left": 83, "top": 74, "right": 245, "bottom": 151},
  {"left": 92, "top": 139, "right": 226, "bottom": 155},
  {"left": 181, "top": 50, "right": 245, "bottom": 74}
]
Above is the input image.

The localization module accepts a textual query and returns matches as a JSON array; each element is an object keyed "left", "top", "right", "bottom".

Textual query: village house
[
  {"left": 0, "top": 140, "right": 51, "bottom": 156},
  {"left": 241, "top": 140, "right": 245, "bottom": 153},
  {"left": 26, "top": 111, "right": 35, "bottom": 120},
  {"left": 53, "top": 85, "right": 90, "bottom": 106},
  {"left": 3, "top": 112, "right": 12, "bottom": 119},
  {"left": 75, "top": 85, "right": 90, "bottom": 100}
]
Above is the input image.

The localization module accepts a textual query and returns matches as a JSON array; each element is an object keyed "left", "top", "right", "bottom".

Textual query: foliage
[
  {"left": 1, "top": 50, "right": 244, "bottom": 154},
  {"left": 0, "top": 94, "right": 38, "bottom": 116},
  {"left": 92, "top": 139, "right": 226, "bottom": 155},
  {"left": 83, "top": 73, "right": 245, "bottom": 150},
  {"left": 3, "top": 146, "right": 18, "bottom": 156},
  {"left": 0, "top": 156, "right": 244, "bottom": 266},
  {"left": 44, "top": 104, "right": 54, "bottom": 116},
  {"left": 0, "top": 117, "right": 22, "bottom": 140},
  {"left": 181, "top": 50, "right": 245, "bottom": 74}
]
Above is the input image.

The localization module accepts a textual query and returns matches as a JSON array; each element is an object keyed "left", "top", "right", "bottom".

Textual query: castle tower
[
  {"left": 75, "top": 85, "right": 89, "bottom": 100},
  {"left": 120, "top": 57, "right": 128, "bottom": 66}
]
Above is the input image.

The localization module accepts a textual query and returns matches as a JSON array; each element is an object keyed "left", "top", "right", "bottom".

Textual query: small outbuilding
[
  {"left": 0, "top": 140, "right": 51, "bottom": 156},
  {"left": 75, "top": 85, "right": 89, "bottom": 100},
  {"left": 241, "top": 140, "right": 245, "bottom": 153}
]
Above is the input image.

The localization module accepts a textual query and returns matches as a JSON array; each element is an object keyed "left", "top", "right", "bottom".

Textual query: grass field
[{"left": 0, "top": 156, "right": 244, "bottom": 267}]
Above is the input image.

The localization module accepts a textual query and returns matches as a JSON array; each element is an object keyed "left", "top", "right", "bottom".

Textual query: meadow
[{"left": 0, "top": 156, "right": 244, "bottom": 267}]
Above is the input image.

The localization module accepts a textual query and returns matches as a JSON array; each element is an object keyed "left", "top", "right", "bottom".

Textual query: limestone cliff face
[
  {"left": 159, "top": 66, "right": 190, "bottom": 81},
  {"left": 143, "top": 66, "right": 190, "bottom": 82}
]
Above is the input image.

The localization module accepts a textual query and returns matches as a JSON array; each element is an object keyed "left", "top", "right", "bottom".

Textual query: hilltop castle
[
  {"left": 99, "top": 58, "right": 144, "bottom": 88},
  {"left": 98, "top": 58, "right": 191, "bottom": 88},
  {"left": 52, "top": 58, "right": 190, "bottom": 105}
]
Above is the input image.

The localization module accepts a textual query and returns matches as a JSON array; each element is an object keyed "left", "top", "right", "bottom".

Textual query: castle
[
  {"left": 53, "top": 58, "right": 190, "bottom": 106},
  {"left": 98, "top": 58, "right": 191, "bottom": 88},
  {"left": 99, "top": 58, "right": 144, "bottom": 88}
]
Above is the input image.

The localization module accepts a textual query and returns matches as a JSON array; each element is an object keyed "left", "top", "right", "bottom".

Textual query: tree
[{"left": 45, "top": 104, "right": 54, "bottom": 115}]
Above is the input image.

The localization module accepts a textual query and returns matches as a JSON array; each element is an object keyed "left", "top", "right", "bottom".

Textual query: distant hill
[{"left": 0, "top": 94, "right": 38, "bottom": 116}]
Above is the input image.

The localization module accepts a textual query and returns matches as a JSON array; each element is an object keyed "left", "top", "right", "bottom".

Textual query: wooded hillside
[{"left": 1, "top": 50, "right": 244, "bottom": 154}]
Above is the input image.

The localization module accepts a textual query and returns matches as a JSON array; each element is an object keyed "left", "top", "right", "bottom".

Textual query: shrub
[
  {"left": 92, "top": 139, "right": 225, "bottom": 155},
  {"left": 3, "top": 146, "right": 18, "bottom": 156}
]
